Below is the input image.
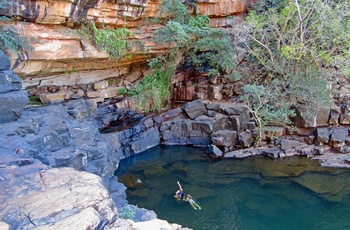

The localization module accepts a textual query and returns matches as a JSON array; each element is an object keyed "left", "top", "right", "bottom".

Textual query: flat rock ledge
[{"left": 0, "top": 165, "right": 189, "bottom": 230}]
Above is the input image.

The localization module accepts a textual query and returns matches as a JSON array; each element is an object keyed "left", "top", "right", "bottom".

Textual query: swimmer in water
[
  {"left": 174, "top": 181, "right": 185, "bottom": 200},
  {"left": 185, "top": 194, "right": 201, "bottom": 210}
]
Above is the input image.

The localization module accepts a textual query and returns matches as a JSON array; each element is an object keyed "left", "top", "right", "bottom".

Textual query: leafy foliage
[
  {"left": 127, "top": 0, "right": 236, "bottom": 112},
  {"left": 155, "top": 0, "right": 190, "bottom": 24},
  {"left": 0, "top": 24, "right": 33, "bottom": 56},
  {"left": 238, "top": 0, "right": 350, "bottom": 74},
  {"left": 78, "top": 23, "right": 132, "bottom": 59},
  {"left": 154, "top": 0, "right": 236, "bottom": 77},
  {"left": 133, "top": 55, "right": 173, "bottom": 112},
  {"left": 119, "top": 204, "right": 138, "bottom": 221},
  {"left": 0, "top": 3, "right": 33, "bottom": 56},
  {"left": 234, "top": 0, "right": 342, "bottom": 145},
  {"left": 241, "top": 81, "right": 295, "bottom": 146}
]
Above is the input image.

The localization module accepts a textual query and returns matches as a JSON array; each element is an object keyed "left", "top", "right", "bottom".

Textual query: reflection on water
[{"left": 115, "top": 145, "right": 350, "bottom": 230}]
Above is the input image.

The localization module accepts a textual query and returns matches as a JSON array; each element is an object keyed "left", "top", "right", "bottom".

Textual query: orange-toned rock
[
  {"left": 197, "top": 0, "right": 247, "bottom": 17},
  {"left": 1, "top": 0, "right": 253, "bottom": 103}
]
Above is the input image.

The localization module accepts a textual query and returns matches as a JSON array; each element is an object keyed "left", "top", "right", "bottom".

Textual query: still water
[{"left": 115, "top": 145, "right": 350, "bottom": 230}]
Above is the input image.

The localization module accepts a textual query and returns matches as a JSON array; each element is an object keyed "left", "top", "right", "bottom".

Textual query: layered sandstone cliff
[{"left": 0, "top": 0, "right": 254, "bottom": 103}]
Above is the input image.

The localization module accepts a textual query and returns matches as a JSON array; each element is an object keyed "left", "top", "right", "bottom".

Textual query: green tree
[
  {"left": 154, "top": 0, "right": 236, "bottom": 77},
  {"left": 133, "top": 55, "right": 173, "bottom": 112},
  {"left": 235, "top": 0, "right": 343, "bottom": 145},
  {"left": 127, "top": 0, "right": 236, "bottom": 112},
  {"left": 241, "top": 81, "right": 295, "bottom": 147}
]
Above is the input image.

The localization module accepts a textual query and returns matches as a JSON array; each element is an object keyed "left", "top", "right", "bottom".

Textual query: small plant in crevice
[
  {"left": 119, "top": 204, "right": 138, "bottom": 222},
  {"left": 108, "top": 78, "right": 117, "bottom": 86},
  {"left": 28, "top": 95, "right": 43, "bottom": 106},
  {"left": 65, "top": 66, "right": 77, "bottom": 74},
  {"left": 117, "top": 87, "right": 130, "bottom": 96},
  {"left": 77, "top": 22, "right": 133, "bottom": 59}
]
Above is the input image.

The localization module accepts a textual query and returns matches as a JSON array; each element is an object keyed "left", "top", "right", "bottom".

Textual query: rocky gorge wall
[
  {"left": 3, "top": 0, "right": 350, "bottom": 229},
  {"left": 0, "top": 1, "right": 260, "bottom": 229},
  {"left": 1, "top": 0, "right": 255, "bottom": 104},
  {"left": 1, "top": 51, "right": 350, "bottom": 229}
]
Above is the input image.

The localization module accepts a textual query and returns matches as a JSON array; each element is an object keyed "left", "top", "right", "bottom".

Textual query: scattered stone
[
  {"left": 125, "top": 71, "right": 142, "bottom": 83},
  {"left": 132, "top": 127, "right": 160, "bottom": 154},
  {"left": 206, "top": 110, "right": 216, "bottom": 117},
  {"left": 224, "top": 148, "right": 265, "bottom": 158},
  {"left": 340, "top": 103, "right": 350, "bottom": 124},
  {"left": 232, "top": 82, "right": 244, "bottom": 95},
  {"left": 280, "top": 139, "right": 304, "bottom": 151},
  {"left": 208, "top": 85, "right": 223, "bottom": 100},
  {"left": 316, "top": 106, "right": 331, "bottom": 126},
  {"left": 182, "top": 100, "right": 206, "bottom": 119},
  {"left": 206, "top": 144, "right": 223, "bottom": 158},
  {"left": 206, "top": 103, "right": 220, "bottom": 110},
  {"left": 263, "top": 148, "right": 283, "bottom": 158},
  {"left": 329, "top": 128, "right": 348, "bottom": 147},
  {"left": 304, "top": 135, "right": 315, "bottom": 145},
  {"left": 329, "top": 109, "right": 340, "bottom": 126},
  {"left": 40, "top": 91, "right": 66, "bottom": 104},
  {"left": 316, "top": 128, "right": 332, "bottom": 145},
  {"left": 211, "top": 130, "right": 237, "bottom": 147},
  {"left": 239, "top": 130, "right": 253, "bottom": 148},
  {"left": 295, "top": 127, "right": 316, "bottom": 136},
  {"left": 293, "top": 105, "right": 317, "bottom": 128}
]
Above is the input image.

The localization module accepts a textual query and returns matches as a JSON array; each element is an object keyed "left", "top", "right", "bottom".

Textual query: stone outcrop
[
  {"left": 0, "top": 99, "right": 190, "bottom": 229},
  {"left": 0, "top": 166, "right": 116, "bottom": 229},
  {"left": 0, "top": 51, "right": 28, "bottom": 124}
]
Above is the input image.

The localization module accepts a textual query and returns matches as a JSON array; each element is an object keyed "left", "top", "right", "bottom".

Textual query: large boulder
[
  {"left": 0, "top": 50, "right": 10, "bottom": 70},
  {"left": 293, "top": 105, "right": 317, "bottom": 127},
  {"left": 0, "top": 166, "right": 117, "bottom": 229},
  {"left": 0, "top": 90, "right": 28, "bottom": 124},
  {"left": 206, "top": 144, "right": 223, "bottom": 158},
  {"left": 0, "top": 71, "right": 22, "bottom": 93},
  {"left": 0, "top": 51, "right": 28, "bottom": 124},
  {"left": 0, "top": 51, "right": 21, "bottom": 93},
  {"left": 329, "top": 128, "right": 348, "bottom": 149},
  {"left": 182, "top": 100, "right": 206, "bottom": 119},
  {"left": 316, "top": 128, "right": 332, "bottom": 145},
  {"left": 131, "top": 127, "right": 160, "bottom": 154},
  {"left": 211, "top": 130, "right": 237, "bottom": 147}
]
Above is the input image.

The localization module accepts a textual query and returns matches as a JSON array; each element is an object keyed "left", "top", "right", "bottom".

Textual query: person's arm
[{"left": 177, "top": 181, "right": 182, "bottom": 190}]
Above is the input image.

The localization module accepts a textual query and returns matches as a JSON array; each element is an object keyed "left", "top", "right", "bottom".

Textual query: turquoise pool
[{"left": 115, "top": 145, "right": 350, "bottom": 230}]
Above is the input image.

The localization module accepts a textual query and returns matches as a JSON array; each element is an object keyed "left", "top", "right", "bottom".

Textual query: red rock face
[{"left": 0, "top": 0, "right": 253, "bottom": 103}]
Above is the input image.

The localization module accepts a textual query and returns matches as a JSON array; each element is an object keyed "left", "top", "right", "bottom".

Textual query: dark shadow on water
[{"left": 115, "top": 145, "right": 350, "bottom": 230}]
